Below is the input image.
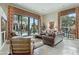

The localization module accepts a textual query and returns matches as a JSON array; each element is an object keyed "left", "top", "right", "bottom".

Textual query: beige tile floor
[
  {"left": 34, "top": 38, "right": 79, "bottom": 55},
  {"left": 0, "top": 44, "right": 10, "bottom": 55},
  {"left": 0, "top": 37, "right": 79, "bottom": 55}
]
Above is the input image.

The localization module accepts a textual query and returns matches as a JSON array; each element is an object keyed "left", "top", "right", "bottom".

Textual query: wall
[
  {"left": 0, "top": 16, "right": 1, "bottom": 48},
  {"left": 75, "top": 7, "right": 79, "bottom": 39},
  {"left": 43, "top": 12, "right": 58, "bottom": 30},
  {"left": 0, "top": 6, "right": 7, "bottom": 48},
  {"left": 0, "top": 4, "right": 8, "bottom": 19},
  {"left": 0, "top": 4, "right": 8, "bottom": 20}
]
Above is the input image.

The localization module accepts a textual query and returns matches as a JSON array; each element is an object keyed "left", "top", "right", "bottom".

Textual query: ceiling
[{"left": 13, "top": 3, "right": 79, "bottom": 15}]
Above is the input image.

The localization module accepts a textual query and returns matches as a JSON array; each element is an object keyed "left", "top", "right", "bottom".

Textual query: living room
[{"left": 1, "top": 3, "right": 79, "bottom": 55}]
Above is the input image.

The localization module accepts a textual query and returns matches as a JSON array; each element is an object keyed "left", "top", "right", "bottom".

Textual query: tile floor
[
  {"left": 0, "top": 37, "right": 79, "bottom": 55},
  {"left": 0, "top": 44, "right": 9, "bottom": 55},
  {"left": 34, "top": 38, "right": 79, "bottom": 55}
]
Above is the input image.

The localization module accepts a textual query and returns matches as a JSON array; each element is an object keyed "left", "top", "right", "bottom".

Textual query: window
[
  {"left": 21, "top": 16, "right": 28, "bottom": 36},
  {"left": 13, "top": 15, "right": 21, "bottom": 36},
  {"left": 60, "top": 13, "right": 76, "bottom": 37},
  {"left": 13, "top": 15, "right": 39, "bottom": 36},
  {"left": 35, "top": 19, "right": 39, "bottom": 33},
  {"left": 30, "top": 18, "right": 39, "bottom": 35}
]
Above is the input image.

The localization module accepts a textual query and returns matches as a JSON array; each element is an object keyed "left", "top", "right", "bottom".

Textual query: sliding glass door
[
  {"left": 30, "top": 17, "right": 34, "bottom": 35},
  {"left": 35, "top": 19, "right": 39, "bottom": 33},
  {"left": 21, "top": 16, "right": 28, "bottom": 36},
  {"left": 13, "top": 14, "right": 39, "bottom": 36},
  {"left": 60, "top": 13, "right": 76, "bottom": 37},
  {"left": 30, "top": 18, "right": 39, "bottom": 35},
  {"left": 13, "top": 15, "right": 20, "bottom": 35}
]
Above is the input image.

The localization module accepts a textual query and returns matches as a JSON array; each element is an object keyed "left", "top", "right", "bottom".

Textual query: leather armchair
[{"left": 42, "top": 33, "right": 56, "bottom": 47}]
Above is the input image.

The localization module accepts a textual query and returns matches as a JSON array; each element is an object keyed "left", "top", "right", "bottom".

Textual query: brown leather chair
[
  {"left": 10, "top": 38, "right": 32, "bottom": 55},
  {"left": 42, "top": 33, "right": 56, "bottom": 47}
]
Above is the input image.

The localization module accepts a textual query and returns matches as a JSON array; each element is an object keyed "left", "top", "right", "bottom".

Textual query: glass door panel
[
  {"left": 60, "top": 13, "right": 76, "bottom": 38},
  {"left": 35, "top": 19, "right": 39, "bottom": 34},
  {"left": 30, "top": 17, "right": 34, "bottom": 35},
  {"left": 21, "top": 16, "right": 28, "bottom": 36},
  {"left": 13, "top": 15, "right": 20, "bottom": 35},
  {"left": 13, "top": 15, "right": 39, "bottom": 36}
]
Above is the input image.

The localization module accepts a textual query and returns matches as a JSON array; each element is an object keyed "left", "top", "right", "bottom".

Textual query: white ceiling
[{"left": 13, "top": 3, "right": 79, "bottom": 15}]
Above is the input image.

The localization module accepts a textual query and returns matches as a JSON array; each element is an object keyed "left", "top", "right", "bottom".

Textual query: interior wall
[
  {"left": 0, "top": 6, "right": 7, "bottom": 48},
  {"left": 43, "top": 12, "right": 58, "bottom": 30},
  {"left": 40, "top": 15, "right": 44, "bottom": 26},
  {"left": 0, "top": 4, "right": 8, "bottom": 20},
  {"left": 0, "top": 16, "right": 1, "bottom": 48}
]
